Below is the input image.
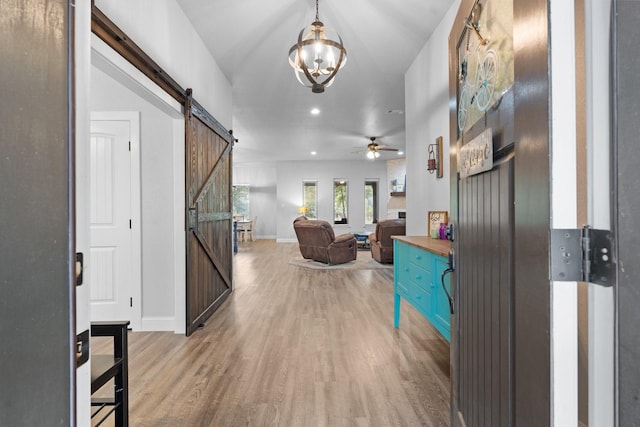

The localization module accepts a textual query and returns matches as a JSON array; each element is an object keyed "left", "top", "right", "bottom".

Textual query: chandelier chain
[{"left": 315, "top": 0, "right": 319, "bottom": 21}]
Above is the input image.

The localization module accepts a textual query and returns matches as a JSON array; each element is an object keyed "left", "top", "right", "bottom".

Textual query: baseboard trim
[{"left": 141, "top": 316, "right": 175, "bottom": 332}]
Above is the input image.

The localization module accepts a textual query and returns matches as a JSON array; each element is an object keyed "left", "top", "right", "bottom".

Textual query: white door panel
[{"left": 89, "top": 119, "right": 133, "bottom": 323}]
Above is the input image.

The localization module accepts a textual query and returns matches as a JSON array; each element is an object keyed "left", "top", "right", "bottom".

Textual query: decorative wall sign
[
  {"left": 456, "top": 0, "right": 514, "bottom": 135},
  {"left": 459, "top": 127, "right": 493, "bottom": 178}
]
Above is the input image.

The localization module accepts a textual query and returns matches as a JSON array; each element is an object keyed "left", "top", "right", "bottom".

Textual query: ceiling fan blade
[{"left": 377, "top": 147, "right": 399, "bottom": 151}]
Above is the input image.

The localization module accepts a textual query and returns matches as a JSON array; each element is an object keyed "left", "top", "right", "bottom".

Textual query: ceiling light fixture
[
  {"left": 364, "top": 137, "right": 395, "bottom": 160},
  {"left": 310, "top": 108, "right": 320, "bottom": 115},
  {"left": 288, "top": 0, "right": 347, "bottom": 94}
]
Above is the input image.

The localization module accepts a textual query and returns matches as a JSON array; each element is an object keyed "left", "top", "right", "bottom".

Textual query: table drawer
[
  {"left": 396, "top": 280, "right": 431, "bottom": 317},
  {"left": 405, "top": 244, "right": 432, "bottom": 271},
  {"left": 397, "top": 261, "right": 433, "bottom": 293}
]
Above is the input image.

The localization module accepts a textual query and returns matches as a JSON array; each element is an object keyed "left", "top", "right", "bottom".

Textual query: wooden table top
[{"left": 391, "top": 235, "right": 451, "bottom": 257}]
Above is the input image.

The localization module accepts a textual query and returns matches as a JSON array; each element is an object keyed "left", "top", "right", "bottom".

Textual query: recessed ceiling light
[
  {"left": 398, "top": 151, "right": 404, "bottom": 155},
  {"left": 310, "top": 108, "right": 320, "bottom": 115},
  {"left": 311, "top": 151, "right": 317, "bottom": 155}
]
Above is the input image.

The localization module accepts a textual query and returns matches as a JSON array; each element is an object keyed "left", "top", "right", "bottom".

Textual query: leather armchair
[
  {"left": 293, "top": 217, "right": 357, "bottom": 264},
  {"left": 370, "top": 218, "right": 406, "bottom": 263}
]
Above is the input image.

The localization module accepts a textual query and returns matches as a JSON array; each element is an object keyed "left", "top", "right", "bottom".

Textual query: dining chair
[{"left": 246, "top": 216, "right": 257, "bottom": 241}]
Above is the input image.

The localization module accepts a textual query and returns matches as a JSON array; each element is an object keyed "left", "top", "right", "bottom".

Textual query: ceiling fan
[{"left": 363, "top": 136, "right": 398, "bottom": 159}]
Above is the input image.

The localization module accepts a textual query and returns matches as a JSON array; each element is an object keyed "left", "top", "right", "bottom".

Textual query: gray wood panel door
[
  {"left": 0, "top": 0, "right": 75, "bottom": 424},
  {"left": 185, "top": 94, "right": 234, "bottom": 336},
  {"left": 449, "top": 0, "right": 552, "bottom": 425},
  {"left": 457, "top": 156, "right": 514, "bottom": 426},
  {"left": 614, "top": 1, "right": 640, "bottom": 424}
]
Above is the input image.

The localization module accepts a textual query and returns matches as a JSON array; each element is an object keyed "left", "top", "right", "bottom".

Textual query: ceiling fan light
[
  {"left": 367, "top": 151, "right": 375, "bottom": 160},
  {"left": 288, "top": 0, "right": 347, "bottom": 94}
]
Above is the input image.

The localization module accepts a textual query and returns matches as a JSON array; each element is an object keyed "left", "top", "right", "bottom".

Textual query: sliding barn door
[{"left": 185, "top": 92, "right": 233, "bottom": 336}]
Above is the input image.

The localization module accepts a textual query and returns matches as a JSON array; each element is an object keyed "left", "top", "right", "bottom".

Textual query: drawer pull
[
  {"left": 415, "top": 294, "right": 421, "bottom": 299},
  {"left": 415, "top": 274, "right": 422, "bottom": 280},
  {"left": 415, "top": 255, "right": 422, "bottom": 260}
]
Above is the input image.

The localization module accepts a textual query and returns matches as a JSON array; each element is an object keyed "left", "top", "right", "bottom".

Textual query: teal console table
[{"left": 392, "top": 236, "right": 451, "bottom": 341}]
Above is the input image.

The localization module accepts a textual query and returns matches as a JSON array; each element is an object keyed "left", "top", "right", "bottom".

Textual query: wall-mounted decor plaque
[{"left": 459, "top": 127, "right": 493, "bottom": 178}]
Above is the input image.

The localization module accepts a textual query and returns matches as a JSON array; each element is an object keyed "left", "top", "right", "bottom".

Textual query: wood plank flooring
[{"left": 92, "top": 240, "right": 451, "bottom": 426}]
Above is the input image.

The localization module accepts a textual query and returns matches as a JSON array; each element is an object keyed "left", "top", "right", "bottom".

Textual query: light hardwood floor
[{"left": 93, "top": 240, "right": 451, "bottom": 426}]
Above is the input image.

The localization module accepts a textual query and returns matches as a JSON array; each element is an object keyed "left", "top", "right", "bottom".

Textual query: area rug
[{"left": 288, "top": 253, "right": 393, "bottom": 270}]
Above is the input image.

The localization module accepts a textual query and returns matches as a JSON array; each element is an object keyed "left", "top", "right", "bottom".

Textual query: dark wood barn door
[{"left": 185, "top": 92, "right": 234, "bottom": 336}]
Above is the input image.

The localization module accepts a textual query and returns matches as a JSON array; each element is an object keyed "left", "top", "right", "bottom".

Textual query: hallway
[{"left": 94, "top": 240, "right": 451, "bottom": 426}]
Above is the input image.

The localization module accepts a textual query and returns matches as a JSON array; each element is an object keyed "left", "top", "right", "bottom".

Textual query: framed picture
[{"left": 428, "top": 211, "right": 449, "bottom": 237}]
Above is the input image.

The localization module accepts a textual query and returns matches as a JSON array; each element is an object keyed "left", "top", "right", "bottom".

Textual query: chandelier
[{"left": 288, "top": 0, "right": 347, "bottom": 93}]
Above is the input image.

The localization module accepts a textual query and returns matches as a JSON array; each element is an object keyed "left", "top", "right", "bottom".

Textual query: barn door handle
[
  {"left": 194, "top": 203, "right": 199, "bottom": 232},
  {"left": 188, "top": 203, "right": 199, "bottom": 232}
]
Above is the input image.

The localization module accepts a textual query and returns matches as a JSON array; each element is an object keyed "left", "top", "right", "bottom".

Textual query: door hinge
[
  {"left": 550, "top": 225, "right": 614, "bottom": 286},
  {"left": 130, "top": 297, "right": 133, "bottom": 307},
  {"left": 129, "top": 140, "right": 131, "bottom": 151},
  {"left": 129, "top": 219, "right": 132, "bottom": 229}
]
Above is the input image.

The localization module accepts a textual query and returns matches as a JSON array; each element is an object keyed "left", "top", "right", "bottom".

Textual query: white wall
[
  {"left": 94, "top": 0, "right": 232, "bottom": 129},
  {"left": 91, "top": 65, "right": 179, "bottom": 326},
  {"left": 234, "top": 164, "right": 278, "bottom": 238},
  {"left": 404, "top": 1, "right": 460, "bottom": 236},
  {"left": 275, "top": 160, "right": 388, "bottom": 242}
]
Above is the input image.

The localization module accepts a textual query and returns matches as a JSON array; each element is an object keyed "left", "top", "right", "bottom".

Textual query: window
[
  {"left": 364, "top": 180, "right": 379, "bottom": 224},
  {"left": 302, "top": 181, "right": 317, "bottom": 219},
  {"left": 232, "top": 185, "right": 250, "bottom": 218},
  {"left": 333, "top": 179, "right": 348, "bottom": 224}
]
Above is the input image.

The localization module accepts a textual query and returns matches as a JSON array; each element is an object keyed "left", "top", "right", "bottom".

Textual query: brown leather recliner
[
  {"left": 369, "top": 218, "right": 406, "bottom": 263},
  {"left": 293, "top": 217, "right": 357, "bottom": 264}
]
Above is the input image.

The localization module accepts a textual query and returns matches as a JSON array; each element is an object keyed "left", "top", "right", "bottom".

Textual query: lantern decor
[{"left": 288, "top": 0, "right": 347, "bottom": 93}]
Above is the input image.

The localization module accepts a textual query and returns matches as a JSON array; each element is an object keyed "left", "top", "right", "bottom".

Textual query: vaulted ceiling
[{"left": 176, "top": 0, "right": 454, "bottom": 164}]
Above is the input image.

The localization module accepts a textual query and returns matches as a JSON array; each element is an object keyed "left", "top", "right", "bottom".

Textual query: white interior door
[{"left": 89, "top": 113, "right": 141, "bottom": 327}]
